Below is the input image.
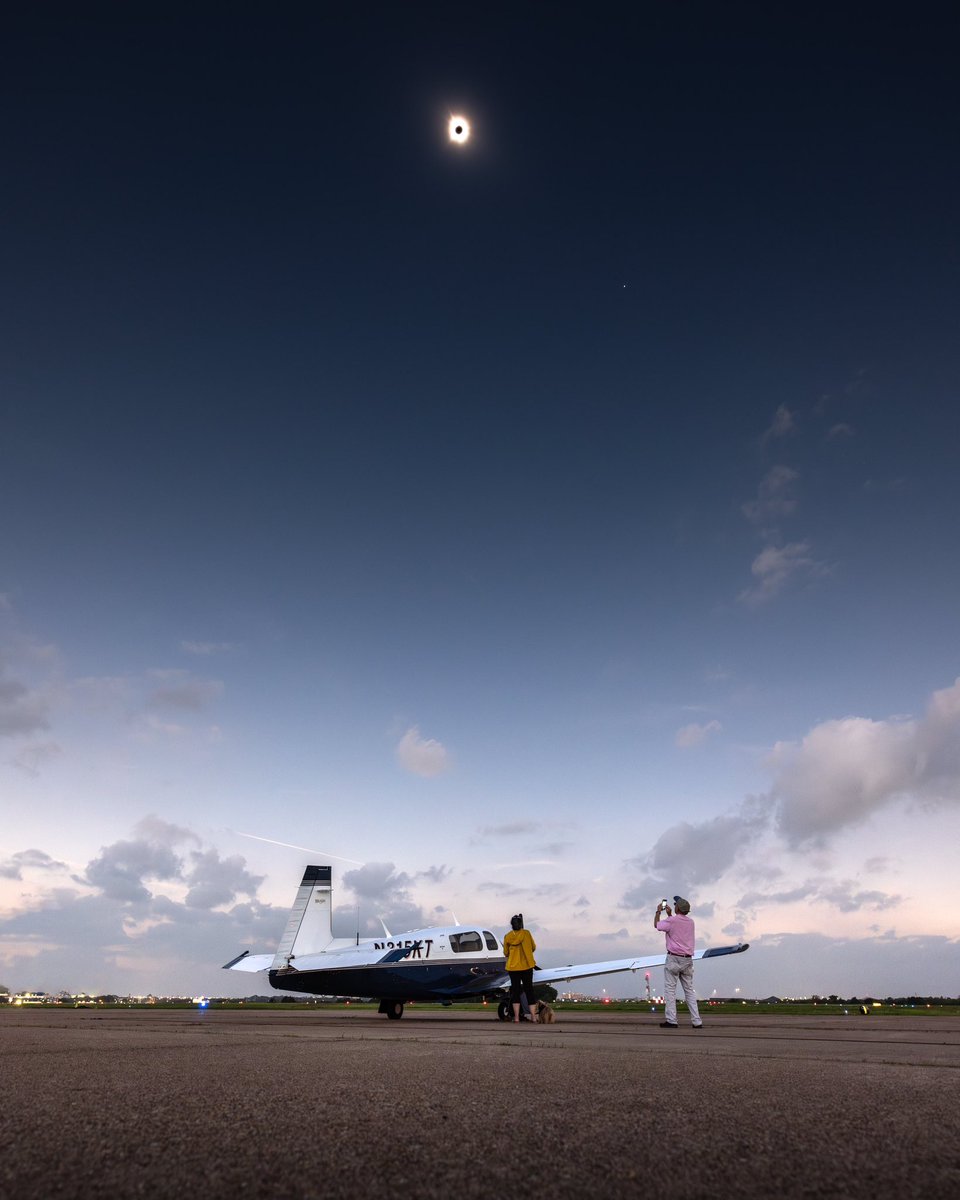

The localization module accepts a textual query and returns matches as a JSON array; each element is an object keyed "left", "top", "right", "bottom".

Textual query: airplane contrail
[{"left": 236, "top": 832, "right": 364, "bottom": 865}]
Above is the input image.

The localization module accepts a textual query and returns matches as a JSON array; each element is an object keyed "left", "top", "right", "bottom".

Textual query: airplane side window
[
  {"left": 484, "top": 932, "right": 498, "bottom": 950},
  {"left": 450, "top": 932, "right": 483, "bottom": 953}
]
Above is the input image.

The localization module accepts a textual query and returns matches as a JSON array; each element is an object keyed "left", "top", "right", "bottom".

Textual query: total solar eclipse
[{"left": 448, "top": 115, "right": 470, "bottom": 144}]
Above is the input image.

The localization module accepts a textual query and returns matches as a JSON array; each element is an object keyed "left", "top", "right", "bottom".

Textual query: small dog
[{"left": 535, "top": 1000, "right": 556, "bottom": 1024}]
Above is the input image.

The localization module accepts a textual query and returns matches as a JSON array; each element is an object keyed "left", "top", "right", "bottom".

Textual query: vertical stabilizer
[{"left": 271, "top": 865, "right": 334, "bottom": 969}]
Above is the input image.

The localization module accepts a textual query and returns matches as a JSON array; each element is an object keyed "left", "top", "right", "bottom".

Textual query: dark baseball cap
[{"left": 673, "top": 896, "right": 691, "bottom": 914}]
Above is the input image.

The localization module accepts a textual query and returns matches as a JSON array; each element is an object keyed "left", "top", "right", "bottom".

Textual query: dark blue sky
[{"left": 2, "top": 5, "right": 959, "bottom": 997}]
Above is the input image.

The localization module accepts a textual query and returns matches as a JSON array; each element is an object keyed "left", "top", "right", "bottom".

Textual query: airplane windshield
[
  {"left": 483, "top": 932, "right": 498, "bottom": 950},
  {"left": 449, "top": 932, "right": 483, "bottom": 953}
]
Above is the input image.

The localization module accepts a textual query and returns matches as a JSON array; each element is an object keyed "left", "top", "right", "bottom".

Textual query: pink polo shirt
[{"left": 656, "top": 913, "right": 695, "bottom": 956}]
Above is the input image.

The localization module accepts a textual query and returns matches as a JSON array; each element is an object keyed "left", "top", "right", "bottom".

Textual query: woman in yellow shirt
[{"left": 502, "top": 914, "right": 537, "bottom": 1024}]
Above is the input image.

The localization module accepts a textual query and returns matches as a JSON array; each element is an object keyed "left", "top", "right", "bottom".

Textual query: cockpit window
[
  {"left": 483, "top": 931, "right": 498, "bottom": 950},
  {"left": 449, "top": 931, "right": 483, "bottom": 953}
]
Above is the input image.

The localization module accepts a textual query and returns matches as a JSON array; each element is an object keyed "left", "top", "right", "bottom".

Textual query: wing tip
[{"left": 701, "top": 942, "right": 750, "bottom": 959}]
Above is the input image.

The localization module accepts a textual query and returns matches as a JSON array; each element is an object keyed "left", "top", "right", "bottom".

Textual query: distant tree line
[{"left": 812, "top": 994, "right": 959, "bottom": 1005}]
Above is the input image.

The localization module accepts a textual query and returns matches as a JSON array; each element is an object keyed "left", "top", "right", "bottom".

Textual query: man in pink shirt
[{"left": 654, "top": 895, "right": 703, "bottom": 1029}]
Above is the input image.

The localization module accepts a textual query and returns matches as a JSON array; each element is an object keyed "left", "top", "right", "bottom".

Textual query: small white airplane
[{"left": 223, "top": 865, "right": 750, "bottom": 1019}]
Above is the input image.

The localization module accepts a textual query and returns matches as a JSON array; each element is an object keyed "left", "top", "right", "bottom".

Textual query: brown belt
[{"left": 669, "top": 953, "right": 692, "bottom": 957}]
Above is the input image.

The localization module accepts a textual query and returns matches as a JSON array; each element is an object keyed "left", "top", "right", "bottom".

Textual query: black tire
[
  {"left": 385, "top": 1000, "right": 404, "bottom": 1019},
  {"left": 497, "top": 999, "right": 512, "bottom": 1022}
]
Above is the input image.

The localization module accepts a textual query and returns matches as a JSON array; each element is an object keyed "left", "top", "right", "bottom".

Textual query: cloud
[
  {"left": 414, "top": 865, "right": 451, "bottom": 885},
  {"left": 699, "top": 931, "right": 958, "bottom": 1000},
  {"left": 817, "top": 882, "right": 902, "bottom": 913},
  {"left": 761, "top": 404, "right": 796, "bottom": 445},
  {"left": 0, "top": 673, "right": 50, "bottom": 738},
  {"left": 477, "top": 880, "right": 525, "bottom": 897},
  {"left": 0, "top": 819, "right": 283, "bottom": 994},
  {"left": 621, "top": 678, "right": 960, "bottom": 922},
  {"left": 147, "top": 673, "right": 224, "bottom": 711},
  {"left": 9, "top": 740, "right": 63, "bottom": 775},
  {"left": 0, "top": 888, "right": 286, "bottom": 997},
  {"left": 395, "top": 726, "right": 450, "bottom": 776},
  {"left": 542, "top": 841, "right": 572, "bottom": 857},
  {"left": 644, "top": 800, "right": 771, "bottom": 884},
  {"left": 133, "top": 816, "right": 200, "bottom": 848},
  {"left": 0, "top": 849, "right": 68, "bottom": 881},
  {"left": 621, "top": 797, "right": 771, "bottom": 909},
  {"left": 737, "top": 884, "right": 819, "bottom": 909},
  {"left": 864, "top": 857, "right": 893, "bottom": 874},
  {"left": 333, "top": 889, "right": 426, "bottom": 938},
  {"left": 597, "top": 927, "right": 630, "bottom": 941},
  {"left": 183, "top": 850, "right": 264, "bottom": 910},
  {"left": 674, "top": 719, "right": 722, "bottom": 748},
  {"left": 739, "top": 541, "right": 827, "bottom": 605},
  {"left": 341, "top": 862, "right": 412, "bottom": 903},
  {"left": 741, "top": 465, "right": 800, "bottom": 527},
  {"left": 767, "top": 678, "right": 960, "bottom": 845},
  {"left": 83, "top": 839, "right": 183, "bottom": 903},
  {"left": 620, "top": 681, "right": 960, "bottom": 926},
  {"left": 826, "top": 423, "right": 855, "bottom": 440}
]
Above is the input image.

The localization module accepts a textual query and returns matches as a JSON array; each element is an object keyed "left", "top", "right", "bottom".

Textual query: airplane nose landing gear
[
  {"left": 497, "top": 999, "right": 512, "bottom": 1022},
  {"left": 378, "top": 999, "right": 405, "bottom": 1019}
]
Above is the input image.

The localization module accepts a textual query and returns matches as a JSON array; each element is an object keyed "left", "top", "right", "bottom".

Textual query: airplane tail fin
[{"left": 271, "top": 865, "right": 335, "bottom": 969}]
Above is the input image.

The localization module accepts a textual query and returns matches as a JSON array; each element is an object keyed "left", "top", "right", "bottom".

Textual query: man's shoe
[
  {"left": 692, "top": 1024, "right": 703, "bottom": 1029},
  {"left": 659, "top": 1021, "right": 678, "bottom": 1028}
]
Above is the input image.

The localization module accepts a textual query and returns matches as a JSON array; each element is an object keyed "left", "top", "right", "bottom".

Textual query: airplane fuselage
[{"left": 269, "top": 925, "right": 510, "bottom": 1002}]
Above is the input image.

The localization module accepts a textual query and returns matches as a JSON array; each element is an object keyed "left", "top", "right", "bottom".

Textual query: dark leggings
[{"left": 509, "top": 969, "right": 535, "bottom": 1009}]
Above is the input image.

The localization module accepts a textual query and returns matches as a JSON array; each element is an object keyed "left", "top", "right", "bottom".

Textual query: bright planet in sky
[{"left": 448, "top": 114, "right": 470, "bottom": 144}]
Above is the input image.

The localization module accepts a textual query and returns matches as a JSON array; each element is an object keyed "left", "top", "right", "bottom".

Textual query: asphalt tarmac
[{"left": 2, "top": 1008, "right": 958, "bottom": 1198}]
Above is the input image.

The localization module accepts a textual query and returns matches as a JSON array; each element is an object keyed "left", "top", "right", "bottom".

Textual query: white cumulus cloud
[
  {"left": 768, "top": 678, "right": 960, "bottom": 845},
  {"left": 395, "top": 726, "right": 450, "bottom": 776}
]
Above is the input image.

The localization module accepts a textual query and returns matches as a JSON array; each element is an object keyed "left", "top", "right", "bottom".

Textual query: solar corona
[{"left": 448, "top": 115, "right": 470, "bottom": 144}]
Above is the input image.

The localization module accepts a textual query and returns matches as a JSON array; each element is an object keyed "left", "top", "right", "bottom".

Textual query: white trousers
[{"left": 663, "top": 953, "right": 702, "bottom": 1026}]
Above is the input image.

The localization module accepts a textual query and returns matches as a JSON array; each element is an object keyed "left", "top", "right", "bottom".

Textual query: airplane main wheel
[
  {"left": 385, "top": 1000, "right": 404, "bottom": 1020},
  {"left": 497, "top": 999, "right": 512, "bottom": 1022}
]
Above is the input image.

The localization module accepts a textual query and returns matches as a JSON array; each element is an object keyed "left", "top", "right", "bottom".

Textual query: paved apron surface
[{"left": 3, "top": 1009, "right": 958, "bottom": 1198}]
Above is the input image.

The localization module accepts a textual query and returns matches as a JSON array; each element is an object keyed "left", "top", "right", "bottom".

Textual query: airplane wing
[{"left": 488, "top": 942, "right": 750, "bottom": 991}]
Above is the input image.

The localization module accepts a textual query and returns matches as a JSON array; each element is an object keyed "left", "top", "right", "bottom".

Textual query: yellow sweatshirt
[{"left": 503, "top": 928, "right": 537, "bottom": 971}]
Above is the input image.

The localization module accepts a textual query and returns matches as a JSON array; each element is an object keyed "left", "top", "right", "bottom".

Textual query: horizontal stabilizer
[{"left": 222, "top": 951, "right": 275, "bottom": 973}]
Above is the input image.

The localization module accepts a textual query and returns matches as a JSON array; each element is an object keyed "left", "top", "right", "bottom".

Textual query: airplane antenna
[
  {"left": 450, "top": 909, "right": 460, "bottom": 926},
  {"left": 356, "top": 905, "right": 360, "bottom": 946}
]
